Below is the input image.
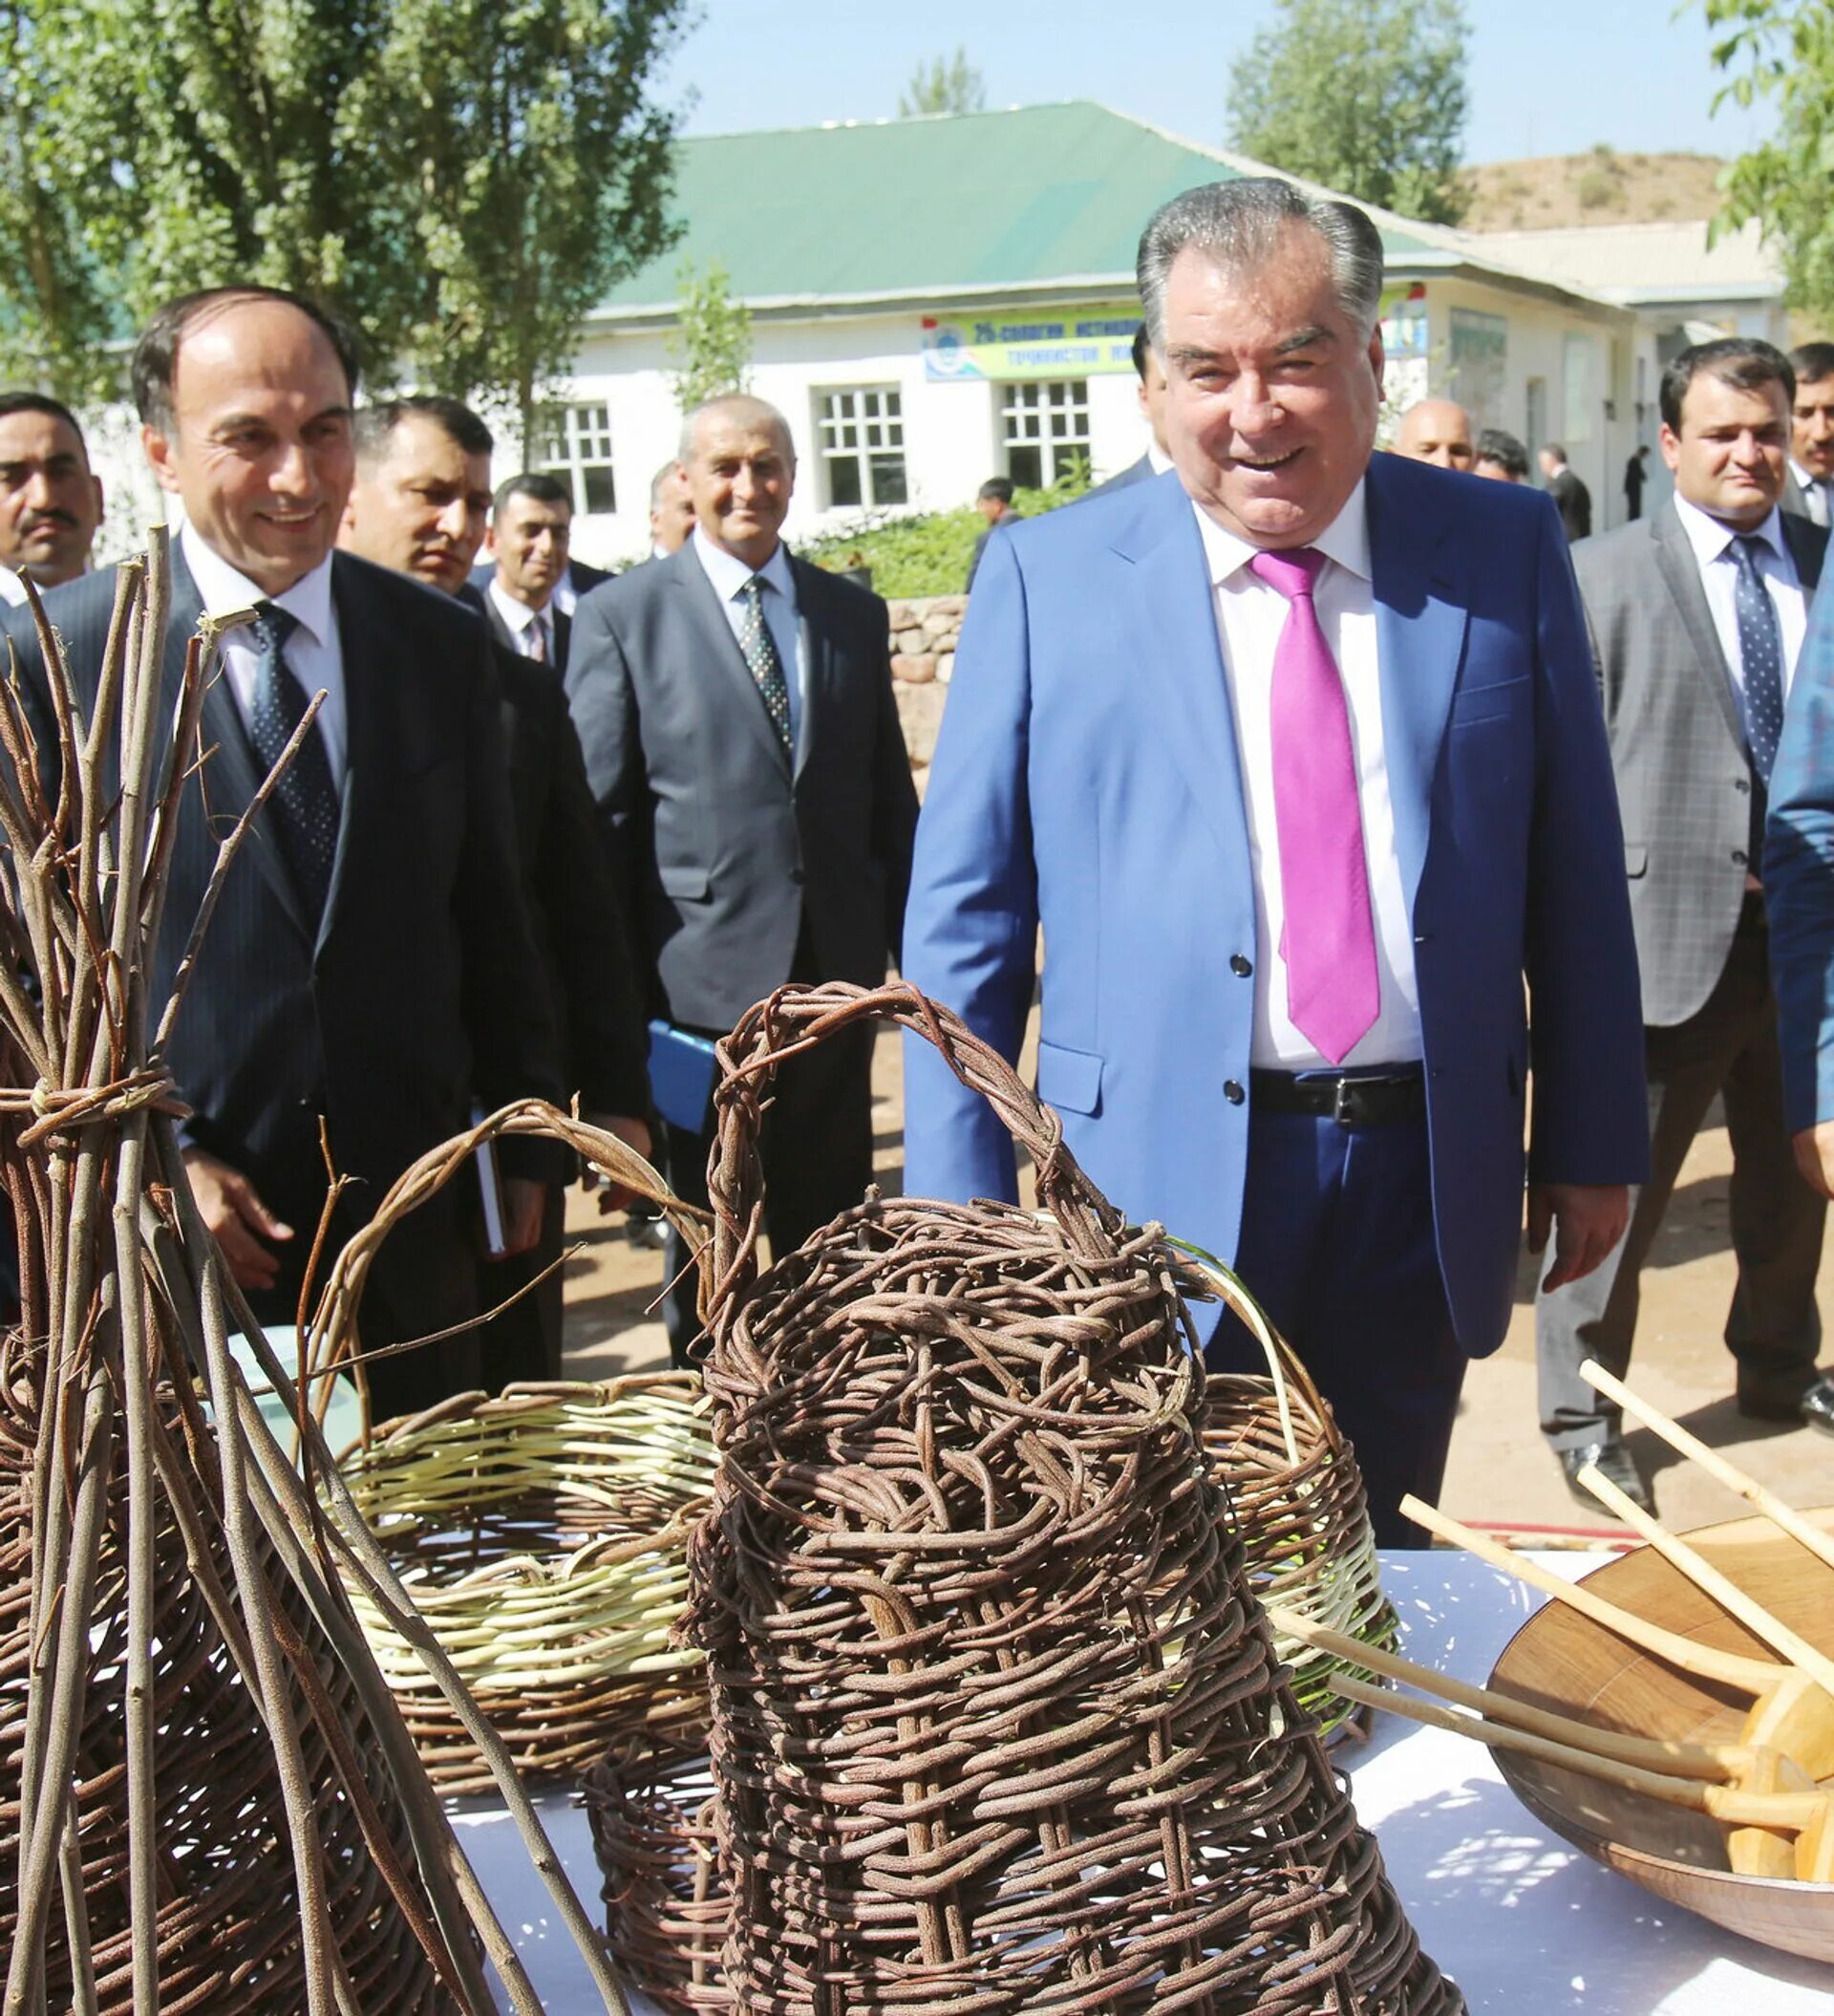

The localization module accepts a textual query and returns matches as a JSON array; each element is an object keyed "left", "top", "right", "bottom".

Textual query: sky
[{"left": 663, "top": 0, "right": 1772, "bottom": 167}]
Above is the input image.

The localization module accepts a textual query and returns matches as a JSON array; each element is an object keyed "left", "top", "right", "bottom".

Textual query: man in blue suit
[{"left": 902, "top": 180, "right": 1650, "bottom": 1542}]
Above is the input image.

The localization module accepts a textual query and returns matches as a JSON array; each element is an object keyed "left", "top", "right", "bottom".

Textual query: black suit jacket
[
  {"left": 1546, "top": 465, "right": 1592, "bottom": 542},
  {"left": 1, "top": 548, "right": 564, "bottom": 1347},
  {"left": 480, "top": 588, "right": 572, "bottom": 675},
  {"left": 564, "top": 543, "right": 919, "bottom": 1032}
]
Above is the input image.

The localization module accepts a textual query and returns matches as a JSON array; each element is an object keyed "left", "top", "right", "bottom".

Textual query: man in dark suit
[
  {"left": 471, "top": 518, "right": 610, "bottom": 615},
  {"left": 0, "top": 286, "right": 565, "bottom": 1420},
  {"left": 340, "top": 395, "right": 653, "bottom": 1383},
  {"left": 565, "top": 393, "right": 919, "bottom": 1362},
  {"left": 480, "top": 473, "right": 576, "bottom": 671},
  {"left": 1783, "top": 340, "right": 1834, "bottom": 527},
  {"left": 1538, "top": 337, "right": 1833, "bottom": 1509},
  {"left": 903, "top": 179, "right": 1649, "bottom": 1546},
  {"left": 1538, "top": 442, "right": 1592, "bottom": 541},
  {"left": 964, "top": 478, "right": 1019, "bottom": 590},
  {"left": 1087, "top": 323, "right": 1173, "bottom": 499}
]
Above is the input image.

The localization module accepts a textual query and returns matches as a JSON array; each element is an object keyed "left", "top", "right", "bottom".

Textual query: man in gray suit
[
  {"left": 565, "top": 393, "right": 919, "bottom": 1360},
  {"left": 1538, "top": 337, "right": 1833, "bottom": 1511},
  {"left": 1783, "top": 340, "right": 1834, "bottom": 527}
]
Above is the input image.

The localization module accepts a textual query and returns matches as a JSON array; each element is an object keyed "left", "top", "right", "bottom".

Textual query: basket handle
[{"left": 705, "top": 981, "right": 1126, "bottom": 1332}]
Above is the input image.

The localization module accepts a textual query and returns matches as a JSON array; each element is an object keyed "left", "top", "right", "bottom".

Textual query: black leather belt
[{"left": 1249, "top": 1065, "right": 1427, "bottom": 1126}]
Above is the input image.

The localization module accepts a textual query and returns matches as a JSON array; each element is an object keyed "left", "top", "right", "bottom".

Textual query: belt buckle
[{"left": 1333, "top": 1078, "right": 1357, "bottom": 1127}]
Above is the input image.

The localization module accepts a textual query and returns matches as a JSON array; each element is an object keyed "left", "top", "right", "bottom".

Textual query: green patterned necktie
[{"left": 738, "top": 575, "right": 792, "bottom": 756}]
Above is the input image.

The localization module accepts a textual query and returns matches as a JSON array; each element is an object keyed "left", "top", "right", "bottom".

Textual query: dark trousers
[
  {"left": 662, "top": 1021, "right": 875, "bottom": 1364},
  {"left": 1205, "top": 1104, "right": 1465, "bottom": 1550},
  {"left": 1537, "top": 908, "right": 1824, "bottom": 1450},
  {"left": 476, "top": 1178, "right": 566, "bottom": 1392}
]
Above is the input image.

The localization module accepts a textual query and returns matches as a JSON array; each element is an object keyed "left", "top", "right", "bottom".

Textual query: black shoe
[
  {"left": 1558, "top": 1437, "right": 1653, "bottom": 1517},
  {"left": 1739, "top": 1374, "right": 1834, "bottom": 1436}
]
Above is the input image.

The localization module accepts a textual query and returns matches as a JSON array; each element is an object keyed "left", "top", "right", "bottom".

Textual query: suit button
[
  {"left": 1224, "top": 1079, "right": 1246, "bottom": 1105},
  {"left": 1229, "top": 954, "right": 1252, "bottom": 977},
  {"left": 1735, "top": 778, "right": 1751, "bottom": 795},
  {"left": 1732, "top": 849, "right": 1749, "bottom": 868}
]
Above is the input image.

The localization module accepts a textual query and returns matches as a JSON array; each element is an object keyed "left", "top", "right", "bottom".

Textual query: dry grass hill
[{"left": 1460, "top": 148, "right": 1726, "bottom": 231}]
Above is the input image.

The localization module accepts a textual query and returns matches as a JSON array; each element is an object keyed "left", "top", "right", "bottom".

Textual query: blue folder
[{"left": 648, "top": 1019, "right": 721, "bottom": 1132}]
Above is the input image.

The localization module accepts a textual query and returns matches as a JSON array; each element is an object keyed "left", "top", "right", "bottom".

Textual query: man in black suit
[
  {"left": 1087, "top": 323, "right": 1173, "bottom": 498},
  {"left": 470, "top": 497, "right": 610, "bottom": 615},
  {"left": 1783, "top": 340, "right": 1834, "bottom": 527},
  {"left": 1, "top": 286, "right": 564, "bottom": 1420},
  {"left": 1538, "top": 442, "right": 1593, "bottom": 542},
  {"left": 482, "top": 472, "right": 576, "bottom": 671},
  {"left": 964, "top": 477, "right": 1019, "bottom": 590},
  {"left": 565, "top": 393, "right": 919, "bottom": 1361},
  {"left": 340, "top": 395, "right": 653, "bottom": 1383}
]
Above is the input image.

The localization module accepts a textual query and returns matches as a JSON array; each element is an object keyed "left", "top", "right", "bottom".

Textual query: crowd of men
[{"left": 6, "top": 192, "right": 1834, "bottom": 1543}]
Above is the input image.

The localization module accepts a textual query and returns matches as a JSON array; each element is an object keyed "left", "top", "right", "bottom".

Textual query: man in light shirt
[
  {"left": 1539, "top": 336, "right": 1834, "bottom": 1504},
  {"left": 1784, "top": 340, "right": 1834, "bottom": 528},
  {"left": 483, "top": 472, "right": 576, "bottom": 670},
  {"left": 0, "top": 390, "right": 105, "bottom": 601},
  {"left": 0, "top": 286, "right": 563, "bottom": 1419},
  {"left": 902, "top": 179, "right": 1647, "bottom": 1543}
]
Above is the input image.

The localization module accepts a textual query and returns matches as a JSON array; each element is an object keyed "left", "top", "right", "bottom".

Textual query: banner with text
[{"left": 922, "top": 307, "right": 1140, "bottom": 381}]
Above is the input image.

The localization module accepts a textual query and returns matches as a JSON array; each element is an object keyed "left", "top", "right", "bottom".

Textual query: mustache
[{"left": 18, "top": 508, "right": 78, "bottom": 532}]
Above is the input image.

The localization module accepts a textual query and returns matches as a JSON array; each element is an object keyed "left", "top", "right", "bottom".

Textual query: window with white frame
[
  {"left": 535, "top": 402, "right": 617, "bottom": 515},
  {"left": 817, "top": 387, "right": 907, "bottom": 508},
  {"left": 1001, "top": 379, "right": 1091, "bottom": 489}
]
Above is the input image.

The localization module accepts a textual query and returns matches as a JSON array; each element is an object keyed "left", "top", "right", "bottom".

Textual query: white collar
[
  {"left": 1191, "top": 475, "right": 1371, "bottom": 588},
  {"left": 181, "top": 522, "right": 334, "bottom": 645},
  {"left": 1673, "top": 490, "right": 1786, "bottom": 567},
  {"left": 1790, "top": 458, "right": 1827, "bottom": 491},
  {"left": 693, "top": 524, "right": 796, "bottom": 606},
  {"left": 487, "top": 574, "right": 547, "bottom": 636},
  {"left": 1147, "top": 441, "right": 1174, "bottom": 476}
]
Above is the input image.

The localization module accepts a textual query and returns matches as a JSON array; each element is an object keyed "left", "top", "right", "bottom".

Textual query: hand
[
  {"left": 583, "top": 1112, "right": 654, "bottom": 1212},
  {"left": 499, "top": 1176, "right": 547, "bottom": 1257},
  {"left": 1525, "top": 1181, "right": 1630, "bottom": 1294},
  {"left": 1792, "top": 1123, "right": 1834, "bottom": 1199},
  {"left": 183, "top": 1148, "right": 292, "bottom": 1292}
]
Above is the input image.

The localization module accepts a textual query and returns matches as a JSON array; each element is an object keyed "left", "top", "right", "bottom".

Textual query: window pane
[
  {"left": 869, "top": 455, "right": 907, "bottom": 506},
  {"left": 1009, "top": 445, "right": 1042, "bottom": 489},
  {"left": 827, "top": 455, "right": 863, "bottom": 507},
  {"left": 583, "top": 465, "right": 616, "bottom": 515}
]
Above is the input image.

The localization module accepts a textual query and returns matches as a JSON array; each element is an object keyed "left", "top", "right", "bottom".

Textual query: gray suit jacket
[
  {"left": 1574, "top": 497, "right": 1827, "bottom": 1026},
  {"left": 563, "top": 542, "right": 919, "bottom": 1032}
]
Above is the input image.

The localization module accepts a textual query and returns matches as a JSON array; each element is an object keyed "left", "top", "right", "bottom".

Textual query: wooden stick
[
  {"left": 1266, "top": 1605, "right": 1746, "bottom": 1780},
  {"left": 1580, "top": 1359, "right": 1834, "bottom": 1579},
  {"left": 1576, "top": 1463, "right": 1834, "bottom": 1705},
  {"left": 1398, "top": 1492, "right": 1781, "bottom": 1695}
]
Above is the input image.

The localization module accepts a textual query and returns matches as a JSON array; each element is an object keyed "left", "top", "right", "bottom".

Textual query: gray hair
[
  {"left": 677, "top": 393, "right": 796, "bottom": 464},
  {"left": 1136, "top": 179, "right": 1385, "bottom": 352}
]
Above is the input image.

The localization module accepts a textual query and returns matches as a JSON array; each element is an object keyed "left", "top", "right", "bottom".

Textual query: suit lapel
[
  {"left": 322, "top": 555, "right": 379, "bottom": 951},
  {"left": 1367, "top": 457, "right": 1467, "bottom": 920},
  {"left": 1113, "top": 479, "right": 1249, "bottom": 869},
  {"left": 1651, "top": 502, "right": 1746, "bottom": 749},
  {"left": 1781, "top": 509, "right": 1826, "bottom": 594},
  {"left": 672, "top": 547, "right": 791, "bottom": 777},
  {"left": 789, "top": 557, "right": 830, "bottom": 786}
]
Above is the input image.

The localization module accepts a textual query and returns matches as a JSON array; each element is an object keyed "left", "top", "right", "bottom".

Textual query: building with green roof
[{"left": 535, "top": 102, "right": 1638, "bottom": 563}]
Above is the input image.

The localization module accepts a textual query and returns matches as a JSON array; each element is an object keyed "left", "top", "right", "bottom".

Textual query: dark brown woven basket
[
  {"left": 582, "top": 1727, "right": 732, "bottom": 2012},
  {"left": 681, "top": 980, "right": 1463, "bottom": 2014}
]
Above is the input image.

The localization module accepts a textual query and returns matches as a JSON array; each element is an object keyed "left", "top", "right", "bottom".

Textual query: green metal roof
[{"left": 594, "top": 101, "right": 1457, "bottom": 318}]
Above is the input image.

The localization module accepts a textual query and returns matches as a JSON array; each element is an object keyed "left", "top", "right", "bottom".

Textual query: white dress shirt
[
  {"left": 1672, "top": 494, "right": 1807, "bottom": 705},
  {"left": 1790, "top": 458, "right": 1832, "bottom": 528},
  {"left": 692, "top": 525, "right": 806, "bottom": 757},
  {"left": 487, "top": 575, "right": 556, "bottom": 661},
  {"left": 181, "top": 523, "right": 348, "bottom": 781},
  {"left": 551, "top": 564, "right": 585, "bottom": 618},
  {"left": 1146, "top": 442, "right": 1174, "bottom": 476},
  {"left": 1195, "top": 479, "right": 1422, "bottom": 1069}
]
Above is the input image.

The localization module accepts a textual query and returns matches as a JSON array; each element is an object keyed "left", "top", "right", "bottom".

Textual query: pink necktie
[{"left": 1247, "top": 547, "right": 1379, "bottom": 1064}]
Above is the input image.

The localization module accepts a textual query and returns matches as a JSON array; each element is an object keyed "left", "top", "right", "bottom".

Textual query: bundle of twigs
[{"left": 0, "top": 537, "right": 628, "bottom": 2013}]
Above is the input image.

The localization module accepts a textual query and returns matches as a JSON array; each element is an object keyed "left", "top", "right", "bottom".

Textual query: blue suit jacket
[
  {"left": 901, "top": 454, "right": 1649, "bottom": 1357},
  {"left": 1763, "top": 575, "right": 1834, "bottom": 1131}
]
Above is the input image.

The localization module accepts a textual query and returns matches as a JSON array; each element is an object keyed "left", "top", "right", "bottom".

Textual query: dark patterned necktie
[
  {"left": 737, "top": 575, "right": 793, "bottom": 756},
  {"left": 246, "top": 602, "right": 340, "bottom": 918},
  {"left": 527, "top": 611, "right": 549, "bottom": 665},
  {"left": 1730, "top": 535, "right": 1785, "bottom": 783}
]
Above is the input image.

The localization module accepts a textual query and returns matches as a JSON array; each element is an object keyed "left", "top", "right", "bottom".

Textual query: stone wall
[{"left": 885, "top": 593, "right": 963, "bottom": 771}]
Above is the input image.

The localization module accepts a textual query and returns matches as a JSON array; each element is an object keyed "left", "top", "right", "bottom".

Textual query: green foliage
[
  {"left": 0, "top": 0, "right": 686, "bottom": 434},
  {"left": 666, "top": 256, "right": 753, "bottom": 414},
  {"left": 1226, "top": 0, "right": 1470, "bottom": 226},
  {"left": 1705, "top": 0, "right": 1834, "bottom": 318},
  {"left": 898, "top": 48, "right": 986, "bottom": 118},
  {"left": 800, "top": 467, "right": 1090, "bottom": 599}
]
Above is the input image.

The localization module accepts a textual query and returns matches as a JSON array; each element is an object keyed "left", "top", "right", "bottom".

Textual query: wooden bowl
[{"left": 1487, "top": 1505, "right": 1834, "bottom": 1963}]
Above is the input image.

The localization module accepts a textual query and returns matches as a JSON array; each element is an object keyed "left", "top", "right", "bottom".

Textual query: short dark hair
[
  {"left": 977, "top": 477, "right": 1014, "bottom": 505},
  {"left": 1131, "top": 323, "right": 1150, "bottom": 381},
  {"left": 494, "top": 470, "right": 572, "bottom": 515},
  {"left": 1659, "top": 337, "right": 1795, "bottom": 435},
  {"left": 1541, "top": 442, "right": 1567, "bottom": 463},
  {"left": 1790, "top": 341, "right": 1834, "bottom": 390},
  {"left": 0, "top": 390, "right": 89, "bottom": 460},
  {"left": 132, "top": 285, "right": 362, "bottom": 431},
  {"left": 353, "top": 394, "right": 494, "bottom": 467},
  {"left": 1474, "top": 428, "right": 1530, "bottom": 481}
]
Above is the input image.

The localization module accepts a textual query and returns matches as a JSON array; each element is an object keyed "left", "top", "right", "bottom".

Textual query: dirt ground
[{"left": 561, "top": 1027, "right": 1834, "bottom": 1539}]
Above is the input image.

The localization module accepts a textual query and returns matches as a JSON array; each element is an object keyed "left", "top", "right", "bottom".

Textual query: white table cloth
[{"left": 456, "top": 1549, "right": 1834, "bottom": 2012}]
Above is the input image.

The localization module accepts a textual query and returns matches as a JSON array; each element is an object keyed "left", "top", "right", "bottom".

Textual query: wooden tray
[{"left": 1487, "top": 1505, "right": 1834, "bottom": 1963}]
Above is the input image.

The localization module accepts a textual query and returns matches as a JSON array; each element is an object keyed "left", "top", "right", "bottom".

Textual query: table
[{"left": 455, "top": 1550, "right": 1834, "bottom": 2013}]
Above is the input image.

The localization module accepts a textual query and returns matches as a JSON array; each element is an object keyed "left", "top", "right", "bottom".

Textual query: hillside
[{"left": 1460, "top": 149, "right": 1726, "bottom": 232}]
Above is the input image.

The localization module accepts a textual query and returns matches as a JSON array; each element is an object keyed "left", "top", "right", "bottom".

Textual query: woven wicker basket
[
  {"left": 582, "top": 1728, "right": 733, "bottom": 2012},
  {"left": 1178, "top": 1244, "right": 1397, "bottom": 1735},
  {"left": 336, "top": 1371, "right": 715, "bottom": 1793}
]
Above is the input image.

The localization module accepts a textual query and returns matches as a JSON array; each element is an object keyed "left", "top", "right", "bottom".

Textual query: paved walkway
[{"left": 562, "top": 1029, "right": 1834, "bottom": 1536}]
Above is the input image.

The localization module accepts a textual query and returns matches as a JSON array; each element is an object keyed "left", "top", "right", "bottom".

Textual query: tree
[
  {"left": 1705, "top": 0, "right": 1834, "bottom": 317},
  {"left": 1226, "top": 0, "right": 1470, "bottom": 226},
  {"left": 0, "top": 0, "right": 687, "bottom": 436},
  {"left": 899, "top": 48, "right": 986, "bottom": 118},
  {"left": 666, "top": 257, "right": 753, "bottom": 414}
]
